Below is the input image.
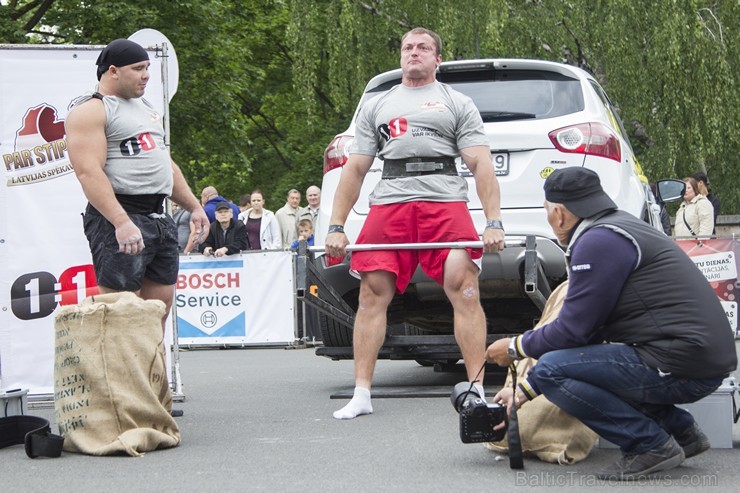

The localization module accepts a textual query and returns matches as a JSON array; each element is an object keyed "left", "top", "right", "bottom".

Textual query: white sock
[
  {"left": 474, "top": 384, "right": 486, "bottom": 402},
  {"left": 333, "top": 386, "right": 373, "bottom": 419}
]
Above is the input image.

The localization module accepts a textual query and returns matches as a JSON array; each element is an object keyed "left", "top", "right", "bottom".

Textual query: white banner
[
  {"left": 0, "top": 44, "right": 169, "bottom": 394},
  {"left": 176, "top": 251, "right": 295, "bottom": 346}
]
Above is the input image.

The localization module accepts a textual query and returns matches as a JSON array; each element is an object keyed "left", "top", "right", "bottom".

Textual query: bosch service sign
[{"left": 176, "top": 252, "right": 295, "bottom": 346}]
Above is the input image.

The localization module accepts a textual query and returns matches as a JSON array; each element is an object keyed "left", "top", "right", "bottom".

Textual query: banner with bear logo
[{"left": 0, "top": 43, "right": 171, "bottom": 395}]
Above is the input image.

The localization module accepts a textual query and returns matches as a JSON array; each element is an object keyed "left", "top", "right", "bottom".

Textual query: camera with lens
[{"left": 450, "top": 381, "right": 508, "bottom": 443}]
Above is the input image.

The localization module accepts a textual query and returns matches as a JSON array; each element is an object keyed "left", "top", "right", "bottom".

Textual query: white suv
[{"left": 313, "top": 58, "right": 663, "bottom": 358}]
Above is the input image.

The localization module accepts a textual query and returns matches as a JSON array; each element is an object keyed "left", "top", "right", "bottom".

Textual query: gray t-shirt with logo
[
  {"left": 350, "top": 81, "right": 488, "bottom": 205},
  {"left": 71, "top": 93, "right": 173, "bottom": 195}
]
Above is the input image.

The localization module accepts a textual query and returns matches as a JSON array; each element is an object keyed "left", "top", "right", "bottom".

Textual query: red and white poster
[
  {"left": 675, "top": 238, "right": 739, "bottom": 336},
  {"left": 0, "top": 43, "right": 169, "bottom": 395}
]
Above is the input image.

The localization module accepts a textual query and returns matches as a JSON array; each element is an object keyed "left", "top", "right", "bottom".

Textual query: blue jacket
[{"left": 290, "top": 235, "right": 314, "bottom": 250}]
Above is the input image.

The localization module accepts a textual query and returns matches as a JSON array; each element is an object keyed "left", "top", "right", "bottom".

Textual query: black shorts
[{"left": 83, "top": 211, "right": 179, "bottom": 291}]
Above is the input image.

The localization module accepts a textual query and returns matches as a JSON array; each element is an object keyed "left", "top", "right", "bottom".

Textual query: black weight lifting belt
[
  {"left": 382, "top": 157, "right": 458, "bottom": 179},
  {"left": 0, "top": 415, "right": 64, "bottom": 458}
]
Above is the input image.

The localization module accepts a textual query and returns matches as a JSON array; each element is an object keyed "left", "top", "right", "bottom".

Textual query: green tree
[{"left": 3, "top": 1, "right": 737, "bottom": 213}]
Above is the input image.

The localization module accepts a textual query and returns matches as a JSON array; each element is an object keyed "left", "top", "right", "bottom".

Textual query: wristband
[
  {"left": 485, "top": 219, "right": 504, "bottom": 230},
  {"left": 327, "top": 224, "right": 345, "bottom": 234}
]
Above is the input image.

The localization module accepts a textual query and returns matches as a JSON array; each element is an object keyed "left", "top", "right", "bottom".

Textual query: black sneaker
[
  {"left": 596, "top": 436, "right": 685, "bottom": 481},
  {"left": 674, "top": 422, "right": 711, "bottom": 458}
]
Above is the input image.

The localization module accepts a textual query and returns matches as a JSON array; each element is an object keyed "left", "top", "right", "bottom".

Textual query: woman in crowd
[
  {"left": 241, "top": 189, "right": 281, "bottom": 250},
  {"left": 674, "top": 177, "right": 714, "bottom": 238}
]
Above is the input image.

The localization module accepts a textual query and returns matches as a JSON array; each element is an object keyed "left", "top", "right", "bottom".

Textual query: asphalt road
[{"left": 3, "top": 344, "right": 739, "bottom": 492}]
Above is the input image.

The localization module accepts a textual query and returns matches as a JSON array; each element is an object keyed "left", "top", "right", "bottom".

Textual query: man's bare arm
[
  {"left": 460, "top": 145, "right": 504, "bottom": 252},
  {"left": 170, "top": 160, "right": 210, "bottom": 246},
  {"left": 325, "top": 154, "right": 375, "bottom": 256}
]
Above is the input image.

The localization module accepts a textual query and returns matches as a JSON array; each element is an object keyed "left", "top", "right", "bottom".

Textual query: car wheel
[{"left": 318, "top": 311, "right": 353, "bottom": 348}]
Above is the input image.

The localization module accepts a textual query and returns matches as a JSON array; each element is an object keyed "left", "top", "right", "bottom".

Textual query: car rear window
[{"left": 365, "top": 70, "right": 584, "bottom": 121}]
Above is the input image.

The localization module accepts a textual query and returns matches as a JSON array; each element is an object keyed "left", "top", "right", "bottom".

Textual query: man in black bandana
[{"left": 66, "top": 38, "right": 209, "bottom": 326}]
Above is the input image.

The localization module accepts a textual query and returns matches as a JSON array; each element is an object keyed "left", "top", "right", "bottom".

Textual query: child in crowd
[{"left": 290, "top": 219, "right": 314, "bottom": 250}]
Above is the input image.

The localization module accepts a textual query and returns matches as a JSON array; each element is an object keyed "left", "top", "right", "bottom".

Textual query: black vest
[{"left": 570, "top": 210, "right": 736, "bottom": 378}]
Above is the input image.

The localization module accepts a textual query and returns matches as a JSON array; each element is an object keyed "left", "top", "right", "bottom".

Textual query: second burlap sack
[
  {"left": 54, "top": 291, "right": 180, "bottom": 456},
  {"left": 484, "top": 280, "right": 598, "bottom": 464}
]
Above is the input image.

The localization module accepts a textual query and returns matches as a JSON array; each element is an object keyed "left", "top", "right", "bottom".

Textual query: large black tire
[{"left": 318, "top": 311, "right": 353, "bottom": 348}]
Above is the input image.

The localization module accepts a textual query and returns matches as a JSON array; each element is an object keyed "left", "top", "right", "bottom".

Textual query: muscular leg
[
  {"left": 333, "top": 270, "right": 396, "bottom": 419},
  {"left": 443, "top": 249, "right": 487, "bottom": 393},
  {"left": 139, "top": 278, "right": 176, "bottom": 330}
]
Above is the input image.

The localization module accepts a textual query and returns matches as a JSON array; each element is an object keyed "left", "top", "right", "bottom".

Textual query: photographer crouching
[{"left": 486, "top": 168, "right": 737, "bottom": 481}]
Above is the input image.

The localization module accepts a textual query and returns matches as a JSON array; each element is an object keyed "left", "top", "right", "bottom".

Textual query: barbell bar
[{"left": 308, "top": 238, "right": 526, "bottom": 252}]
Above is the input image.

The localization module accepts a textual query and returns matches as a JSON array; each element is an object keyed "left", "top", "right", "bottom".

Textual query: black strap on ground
[
  {"left": 507, "top": 363, "right": 524, "bottom": 469},
  {"left": 0, "top": 415, "right": 64, "bottom": 458}
]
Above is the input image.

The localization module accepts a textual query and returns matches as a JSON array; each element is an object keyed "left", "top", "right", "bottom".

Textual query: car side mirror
[{"left": 656, "top": 179, "right": 685, "bottom": 204}]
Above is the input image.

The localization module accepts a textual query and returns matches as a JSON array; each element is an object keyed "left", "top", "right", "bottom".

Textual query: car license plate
[
  {"left": 492, "top": 152, "right": 509, "bottom": 176},
  {"left": 456, "top": 152, "right": 509, "bottom": 177}
]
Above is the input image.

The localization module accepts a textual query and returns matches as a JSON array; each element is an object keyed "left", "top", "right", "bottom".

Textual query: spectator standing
[
  {"left": 201, "top": 185, "right": 240, "bottom": 223},
  {"left": 692, "top": 171, "right": 720, "bottom": 233},
  {"left": 243, "top": 189, "right": 281, "bottom": 250},
  {"left": 290, "top": 218, "right": 315, "bottom": 249},
  {"left": 275, "top": 189, "right": 301, "bottom": 248},
  {"left": 299, "top": 185, "right": 321, "bottom": 226},
  {"left": 674, "top": 177, "right": 714, "bottom": 238},
  {"left": 200, "top": 201, "right": 248, "bottom": 256},
  {"left": 237, "top": 193, "right": 251, "bottom": 223},
  {"left": 172, "top": 202, "right": 198, "bottom": 253}
]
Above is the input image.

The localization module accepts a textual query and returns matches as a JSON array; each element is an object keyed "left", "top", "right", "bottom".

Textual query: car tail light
[
  {"left": 323, "top": 135, "right": 353, "bottom": 174},
  {"left": 324, "top": 254, "right": 345, "bottom": 267},
  {"left": 548, "top": 123, "right": 622, "bottom": 162}
]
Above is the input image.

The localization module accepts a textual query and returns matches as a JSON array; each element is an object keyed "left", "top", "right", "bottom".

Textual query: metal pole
[
  {"left": 308, "top": 238, "right": 526, "bottom": 252},
  {"left": 158, "top": 41, "right": 182, "bottom": 397}
]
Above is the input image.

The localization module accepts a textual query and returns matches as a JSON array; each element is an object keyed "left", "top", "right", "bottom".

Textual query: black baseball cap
[
  {"left": 544, "top": 167, "right": 617, "bottom": 218},
  {"left": 215, "top": 201, "right": 231, "bottom": 211},
  {"left": 95, "top": 39, "right": 149, "bottom": 80}
]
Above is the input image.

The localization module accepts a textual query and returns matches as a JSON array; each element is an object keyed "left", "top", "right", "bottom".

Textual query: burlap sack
[
  {"left": 484, "top": 280, "right": 599, "bottom": 464},
  {"left": 54, "top": 292, "right": 180, "bottom": 456}
]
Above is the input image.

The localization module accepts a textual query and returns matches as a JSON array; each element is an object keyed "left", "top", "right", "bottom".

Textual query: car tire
[{"left": 318, "top": 311, "right": 353, "bottom": 348}]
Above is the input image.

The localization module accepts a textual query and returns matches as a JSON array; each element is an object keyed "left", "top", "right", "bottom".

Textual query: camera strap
[{"left": 507, "top": 363, "right": 524, "bottom": 469}]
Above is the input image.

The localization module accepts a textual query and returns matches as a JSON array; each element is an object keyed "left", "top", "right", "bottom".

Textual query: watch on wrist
[
  {"left": 507, "top": 336, "right": 520, "bottom": 360},
  {"left": 327, "top": 224, "right": 345, "bottom": 234},
  {"left": 485, "top": 219, "right": 504, "bottom": 230}
]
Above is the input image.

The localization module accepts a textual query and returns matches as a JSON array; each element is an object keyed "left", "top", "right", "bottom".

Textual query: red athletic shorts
[{"left": 350, "top": 201, "right": 482, "bottom": 293}]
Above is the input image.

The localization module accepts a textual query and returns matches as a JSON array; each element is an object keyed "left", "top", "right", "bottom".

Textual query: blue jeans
[{"left": 529, "top": 344, "right": 724, "bottom": 455}]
